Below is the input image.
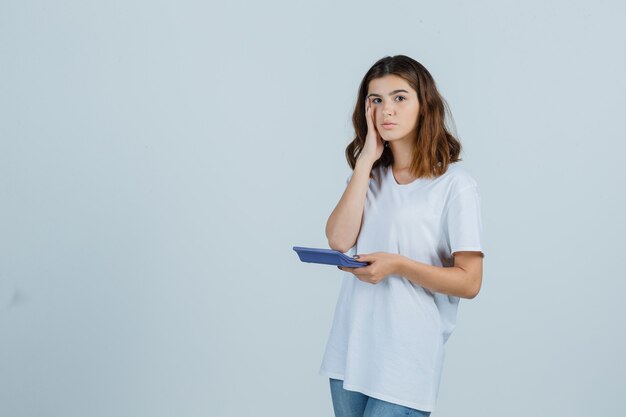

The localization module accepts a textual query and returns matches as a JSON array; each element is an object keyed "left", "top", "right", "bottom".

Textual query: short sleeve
[{"left": 443, "top": 185, "right": 484, "bottom": 258}]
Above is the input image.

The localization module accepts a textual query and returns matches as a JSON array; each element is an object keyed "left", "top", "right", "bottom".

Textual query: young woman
[{"left": 318, "top": 55, "right": 485, "bottom": 417}]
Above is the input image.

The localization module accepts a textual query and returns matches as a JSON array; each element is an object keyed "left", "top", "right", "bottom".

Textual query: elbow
[
  {"left": 466, "top": 287, "right": 480, "bottom": 299},
  {"left": 325, "top": 218, "right": 361, "bottom": 254},
  {"left": 326, "top": 230, "right": 353, "bottom": 254},
  {"left": 327, "top": 240, "right": 352, "bottom": 254},
  {"left": 465, "top": 279, "right": 482, "bottom": 299},
  {"left": 327, "top": 236, "right": 354, "bottom": 254},
  {"left": 459, "top": 269, "right": 482, "bottom": 299}
]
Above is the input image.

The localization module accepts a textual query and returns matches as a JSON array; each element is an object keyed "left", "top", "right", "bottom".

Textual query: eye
[{"left": 371, "top": 96, "right": 406, "bottom": 104}]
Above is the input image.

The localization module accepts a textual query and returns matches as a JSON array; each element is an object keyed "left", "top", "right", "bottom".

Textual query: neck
[{"left": 389, "top": 137, "right": 415, "bottom": 171}]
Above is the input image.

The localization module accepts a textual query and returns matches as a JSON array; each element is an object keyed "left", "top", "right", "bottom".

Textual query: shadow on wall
[{"left": 0, "top": 282, "right": 27, "bottom": 311}]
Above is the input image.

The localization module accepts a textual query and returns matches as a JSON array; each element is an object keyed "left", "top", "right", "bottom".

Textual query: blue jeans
[{"left": 329, "top": 378, "right": 431, "bottom": 417}]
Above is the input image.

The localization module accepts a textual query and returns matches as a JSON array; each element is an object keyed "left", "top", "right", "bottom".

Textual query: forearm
[
  {"left": 395, "top": 255, "right": 477, "bottom": 299},
  {"left": 326, "top": 157, "right": 374, "bottom": 253}
]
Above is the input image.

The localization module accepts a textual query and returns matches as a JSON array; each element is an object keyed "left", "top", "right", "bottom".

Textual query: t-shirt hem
[
  {"left": 318, "top": 366, "right": 345, "bottom": 380},
  {"left": 318, "top": 367, "right": 434, "bottom": 412}
]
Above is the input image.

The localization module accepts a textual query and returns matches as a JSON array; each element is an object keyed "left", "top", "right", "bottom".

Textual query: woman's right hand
[{"left": 359, "top": 97, "right": 386, "bottom": 165}]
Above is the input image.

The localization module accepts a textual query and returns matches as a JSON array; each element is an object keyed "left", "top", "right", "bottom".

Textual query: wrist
[
  {"left": 393, "top": 254, "right": 407, "bottom": 275},
  {"left": 356, "top": 156, "right": 375, "bottom": 170}
]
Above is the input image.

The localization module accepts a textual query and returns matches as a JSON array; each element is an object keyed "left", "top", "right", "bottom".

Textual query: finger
[{"left": 365, "top": 98, "right": 373, "bottom": 127}]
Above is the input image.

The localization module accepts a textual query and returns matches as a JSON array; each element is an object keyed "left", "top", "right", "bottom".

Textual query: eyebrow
[{"left": 367, "top": 89, "right": 410, "bottom": 98}]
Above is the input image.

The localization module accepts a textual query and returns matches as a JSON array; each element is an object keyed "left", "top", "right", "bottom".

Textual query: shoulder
[{"left": 443, "top": 162, "right": 479, "bottom": 191}]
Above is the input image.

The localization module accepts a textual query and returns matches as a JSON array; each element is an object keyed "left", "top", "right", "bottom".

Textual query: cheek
[{"left": 403, "top": 105, "right": 419, "bottom": 121}]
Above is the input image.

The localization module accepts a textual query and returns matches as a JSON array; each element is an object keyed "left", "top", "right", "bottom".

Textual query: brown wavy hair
[{"left": 346, "top": 55, "right": 462, "bottom": 179}]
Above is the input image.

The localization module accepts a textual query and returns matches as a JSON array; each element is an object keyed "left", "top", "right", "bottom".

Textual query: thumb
[{"left": 352, "top": 253, "right": 371, "bottom": 261}]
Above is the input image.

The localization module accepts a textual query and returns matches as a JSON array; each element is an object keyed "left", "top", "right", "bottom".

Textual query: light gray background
[{"left": 1, "top": 1, "right": 624, "bottom": 416}]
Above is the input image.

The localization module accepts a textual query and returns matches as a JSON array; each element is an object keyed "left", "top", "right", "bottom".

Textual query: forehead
[{"left": 367, "top": 74, "right": 414, "bottom": 94}]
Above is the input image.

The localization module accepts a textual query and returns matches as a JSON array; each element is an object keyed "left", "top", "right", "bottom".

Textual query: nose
[{"left": 381, "top": 102, "right": 393, "bottom": 116}]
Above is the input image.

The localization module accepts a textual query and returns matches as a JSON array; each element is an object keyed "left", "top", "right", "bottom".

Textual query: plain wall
[{"left": 1, "top": 1, "right": 625, "bottom": 416}]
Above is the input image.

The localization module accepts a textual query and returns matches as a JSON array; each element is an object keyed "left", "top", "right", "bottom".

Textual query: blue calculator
[{"left": 292, "top": 246, "right": 369, "bottom": 267}]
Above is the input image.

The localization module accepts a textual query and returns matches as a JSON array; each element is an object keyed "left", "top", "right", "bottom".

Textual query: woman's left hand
[{"left": 337, "top": 252, "right": 401, "bottom": 285}]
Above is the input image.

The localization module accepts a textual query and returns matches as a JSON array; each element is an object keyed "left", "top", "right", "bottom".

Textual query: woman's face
[{"left": 367, "top": 74, "right": 420, "bottom": 143}]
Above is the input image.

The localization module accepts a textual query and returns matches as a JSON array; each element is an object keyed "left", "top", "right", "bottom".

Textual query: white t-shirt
[{"left": 318, "top": 161, "right": 484, "bottom": 412}]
